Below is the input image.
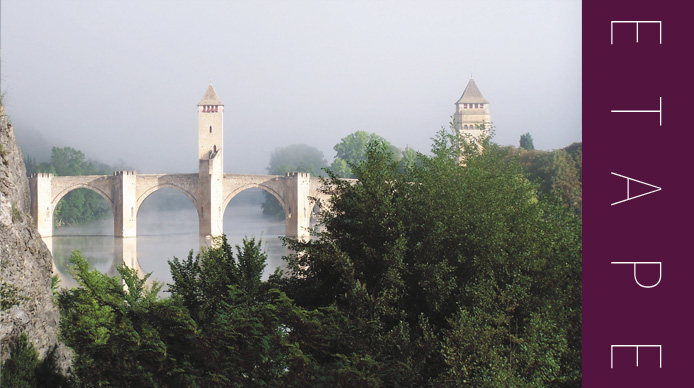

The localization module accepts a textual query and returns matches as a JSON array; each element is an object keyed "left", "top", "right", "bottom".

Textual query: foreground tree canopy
[
  {"left": 44, "top": 128, "right": 581, "bottom": 387},
  {"left": 283, "top": 129, "right": 582, "bottom": 386}
]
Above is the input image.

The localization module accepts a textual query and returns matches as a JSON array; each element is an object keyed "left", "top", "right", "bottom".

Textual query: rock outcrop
[{"left": 0, "top": 104, "right": 69, "bottom": 370}]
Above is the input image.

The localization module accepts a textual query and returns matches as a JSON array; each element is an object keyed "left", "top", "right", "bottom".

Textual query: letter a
[{"left": 611, "top": 172, "right": 661, "bottom": 206}]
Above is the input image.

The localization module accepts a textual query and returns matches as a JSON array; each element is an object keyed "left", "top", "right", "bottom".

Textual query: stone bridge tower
[
  {"left": 197, "top": 84, "right": 224, "bottom": 237},
  {"left": 454, "top": 77, "right": 491, "bottom": 150}
]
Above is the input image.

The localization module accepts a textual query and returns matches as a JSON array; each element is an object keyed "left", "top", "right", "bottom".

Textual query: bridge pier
[
  {"left": 29, "top": 173, "right": 54, "bottom": 238},
  {"left": 114, "top": 171, "right": 137, "bottom": 237}
]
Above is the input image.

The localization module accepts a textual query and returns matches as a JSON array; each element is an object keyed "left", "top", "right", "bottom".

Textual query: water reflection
[{"left": 49, "top": 203, "right": 289, "bottom": 290}]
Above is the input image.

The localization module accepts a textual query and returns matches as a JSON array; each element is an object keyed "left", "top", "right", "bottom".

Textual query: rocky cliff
[{"left": 0, "top": 104, "right": 69, "bottom": 370}]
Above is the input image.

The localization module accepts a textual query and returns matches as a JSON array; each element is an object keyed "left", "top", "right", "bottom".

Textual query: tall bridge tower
[{"left": 197, "top": 84, "right": 225, "bottom": 237}]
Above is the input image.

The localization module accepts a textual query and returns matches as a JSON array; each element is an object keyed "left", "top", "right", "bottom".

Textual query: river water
[{"left": 48, "top": 189, "right": 289, "bottom": 290}]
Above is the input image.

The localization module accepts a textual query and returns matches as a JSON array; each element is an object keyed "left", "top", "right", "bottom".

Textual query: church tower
[{"left": 454, "top": 78, "right": 491, "bottom": 148}]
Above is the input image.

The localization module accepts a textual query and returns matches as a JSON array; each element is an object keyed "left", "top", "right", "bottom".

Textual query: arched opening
[
  {"left": 136, "top": 187, "right": 200, "bottom": 288},
  {"left": 53, "top": 187, "right": 114, "bottom": 234},
  {"left": 223, "top": 187, "right": 286, "bottom": 279},
  {"left": 51, "top": 187, "right": 115, "bottom": 288}
]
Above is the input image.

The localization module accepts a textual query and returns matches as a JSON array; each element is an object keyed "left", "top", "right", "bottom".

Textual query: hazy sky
[{"left": 1, "top": 0, "right": 581, "bottom": 174}]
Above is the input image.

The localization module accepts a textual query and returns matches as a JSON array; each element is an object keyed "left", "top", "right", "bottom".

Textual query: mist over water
[{"left": 51, "top": 189, "right": 288, "bottom": 290}]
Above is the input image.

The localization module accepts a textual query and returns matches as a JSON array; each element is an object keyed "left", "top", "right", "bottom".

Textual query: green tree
[
  {"left": 59, "top": 237, "right": 330, "bottom": 386},
  {"left": 519, "top": 132, "right": 534, "bottom": 150},
  {"left": 399, "top": 146, "right": 420, "bottom": 172},
  {"left": 57, "top": 251, "right": 196, "bottom": 387},
  {"left": 330, "top": 131, "right": 400, "bottom": 178},
  {"left": 262, "top": 144, "right": 328, "bottom": 218}
]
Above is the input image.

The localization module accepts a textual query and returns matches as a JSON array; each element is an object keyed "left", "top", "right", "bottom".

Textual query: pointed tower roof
[
  {"left": 198, "top": 84, "right": 223, "bottom": 106},
  {"left": 456, "top": 78, "right": 488, "bottom": 104}
]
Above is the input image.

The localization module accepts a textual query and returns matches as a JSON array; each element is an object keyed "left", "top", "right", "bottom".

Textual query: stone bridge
[
  {"left": 29, "top": 171, "right": 329, "bottom": 242},
  {"left": 29, "top": 85, "right": 334, "bottom": 244}
]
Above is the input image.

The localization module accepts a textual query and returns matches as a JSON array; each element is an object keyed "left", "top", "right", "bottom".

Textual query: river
[{"left": 48, "top": 189, "right": 290, "bottom": 290}]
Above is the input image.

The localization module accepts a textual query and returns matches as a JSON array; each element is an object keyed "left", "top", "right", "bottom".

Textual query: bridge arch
[
  {"left": 50, "top": 186, "right": 115, "bottom": 232},
  {"left": 51, "top": 184, "right": 115, "bottom": 213},
  {"left": 136, "top": 184, "right": 200, "bottom": 217},
  {"left": 222, "top": 184, "right": 287, "bottom": 216}
]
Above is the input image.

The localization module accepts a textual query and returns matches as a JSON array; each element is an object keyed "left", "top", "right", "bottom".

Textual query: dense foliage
[
  {"left": 505, "top": 142, "right": 582, "bottom": 216},
  {"left": 281, "top": 129, "right": 582, "bottom": 386},
  {"left": 51, "top": 128, "right": 581, "bottom": 387},
  {"left": 57, "top": 240, "right": 386, "bottom": 387},
  {"left": 26, "top": 147, "right": 128, "bottom": 227}
]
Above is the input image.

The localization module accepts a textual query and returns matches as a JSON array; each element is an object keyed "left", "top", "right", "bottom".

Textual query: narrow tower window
[
  {"left": 214, "top": 145, "right": 217, "bottom": 152},
  {"left": 209, "top": 126, "right": 212, "bottom": 133}
]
